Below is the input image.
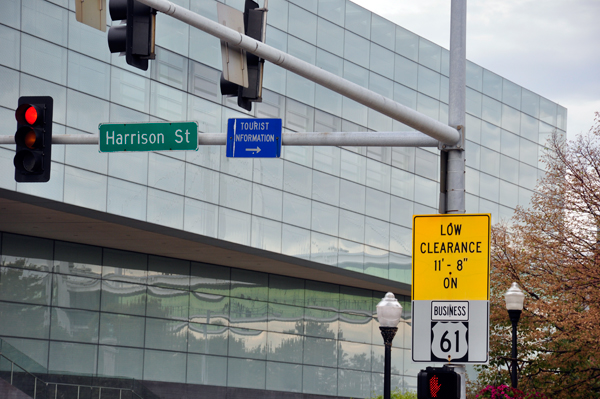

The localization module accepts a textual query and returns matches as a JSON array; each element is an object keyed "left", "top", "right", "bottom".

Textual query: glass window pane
[
  {"left": 49, "top": 342, "right": 97, "bottom": 375},
  {"left": 145, "top": 317, "right": 187, "bottom": 352},
  {"left": 481, "top": 121, "right": 501, "bottom": 150},
  {"left": 268, "top": 275, "right": 304, "bottom": 306},
  {"left": 364, "top": 217, "right": 390, "bottom": 250},
  {"left": 1, "top": 233, "right": 53, "bottom": 271},
  {"left": 482, "top": 70, "right": 502, "bottom": 100},
  {"left": 189, "top": 291, "right": 230, "bottom": 326},
  {"left": 480, "top": 148, "right": 500, "bottom": 177},
  {"left": 395, "top": 27, "right": 418, "bottom": 61},
  {"left": 414, "top": 176, "right": 437, "bottom": 208},
  {"left": 338, "top": 239, "right": 364, "bottom": 273},
  {"left": 371, "top": 14, "right": 395, "bottom": 50},
  {"left": 418, "top": 39, "right": 441, "bottom": 72},
  {"left": 316, "top": 18, "right": 344, "bottom": 57},
  {"left": 102, "top": 248, "right": 147, "bottom": 284},
  {"left": 50, "top": 308, "right": 99, "bottom": 343},
  {"left": 302, "top": 365, "right": 337, "bottom": 396},
  {"left": 190, "top": 262, "right": 230, "bottom": 296},
  {"left": 281, "top": 225, "right": 311, "bottom": 259},
  {"left": 188, "top": 323, "right": 228, "bottom": 356},
  {"left": 148, "top": 153, "right": 185, "bottom": 195},
  {"left": 521, "top": 88, "right": 540, "bottom": 118},
  {"left": 54, "top": 241, "right": 102, "bottom": 278},
  {"left": 146, "top": 286, "right": 189, "bottom": 320},
  {"left": 251, "top": 216, "right": 282, "bottom": 253},
  {"left": 466, "top": 87, "right": 482, "bottom": 118},
  {"left": 0, "top": 301, "right": 49, "bottom": 339},
  {"left": 21, "top": 34, "right": 67, "bottom": 85},
  {"left": 288, "top": 4, "right": 317, "bottom": 44},
  {"left": 394, "top": 56, "right": 418, "bottom": 92},
  {"left": 1, "top": 267, "right": 52, "bottom": 305},
  {"left": 228, "top": 327, "right": 267, "bottom": 360},
  {"left": 501, "top": 130, "right": 520, "bottom": 159},
  {"left": 305, "top": 280, "right": 339, "bottom": 311},
  {"left": 99, "top": 313, "right": 145, "bottom": 347},
  {"left": 52, "top": 274, "right": 100, "bottom": 310},
  {"left": 303, "top": 336, "right": 337, "bottom": 367},
  {"left": 500, "top": 155, "right": 519, "bottom": 184},
  {"left": 344, "top": 32, "right": 370, "bottom": 69},
  {"left": 227, "top": 358, "right": 266, "bottom": 389},
  {"left": 100, "top": 280, "right": 147, "bottom": 316},
  {"left": 218, "top": 207, "right": 251, "bottom": 246},
  {"left": 266, "top": 361, "right": 302, "bottom": 392},
  {"left": 503, "top": 79, "right": 521, "bottom": 110},
  {"left": 370, "top": 44, "right": 394, "bottom": 79},
  {"left": 187, "top": 353, "right": 227, "bottom": 386},
  {"left": 268, "top": 303, "right": 304, "bottom": 335},
  {"left": 466, "top": 61, "right": 483, "bottom": 91},
  {"left": 318, "top": 0, "right": 345, "bottom": 26},
  {"left": 501, "top": 104, "right": 521, "bottom": 134},
  {"left": 98, "top": 345, "right": 143, "bottom": 380},
  {"left": 481, "top": 95, "right": 502, "bottom": 126},
  {"left": 345, "top": 1, "right": 370, "bottom": 38},
  {"left": 418, "top": 65, "right": 441, "bottom": 100},
  {"left": 338, "top": 209, "right": 364, "bottom": 243},
  {"left": 230, "top": 269, "right": 268, "bottom": 301},
  {"left": 143, "top": 349, "right": 186, "bottom": 383},
  {"left": 364, "top": 246, "right": 388, "bottom": 278},
  {"left": 310, "top": 232, "right": 338, "bottom": 266}
]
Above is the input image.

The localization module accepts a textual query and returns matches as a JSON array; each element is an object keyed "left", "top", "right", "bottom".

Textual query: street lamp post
[
  {"left": 504, "top": 282, "right": 525, "bottom": 389},
  {"left": 376, "top": 292, "right": 403, "bottom": 399}
]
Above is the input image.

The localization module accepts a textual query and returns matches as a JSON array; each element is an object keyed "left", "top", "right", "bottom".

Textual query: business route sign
[
  {"left": 226, "top": 118, "right": 282, "bottom": 158},
  {"left": 99, "top": 122, "right": 198, "bottom": 153},
  {"left": 412, "top": 213, "right": 491, "bottom": 364}
]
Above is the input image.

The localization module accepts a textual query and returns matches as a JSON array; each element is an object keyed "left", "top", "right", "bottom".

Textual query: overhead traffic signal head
[
  {"left": 220, "top": 0, "right": 266, "bottom": 112},
  {"left": 14, "top": 96, "right": 53, "bottom": 183},
  {"left": 417, "top": 366, "right": 460, "bottom": 399},
  {"left": 108, "top": 0, "right": 155, "bottom": 71}
]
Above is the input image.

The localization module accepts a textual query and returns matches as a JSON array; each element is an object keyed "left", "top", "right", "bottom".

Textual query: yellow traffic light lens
[
  {"left": 24, "top": 106, "right": 38, "bottom": 125},
  {"left": 24, "top": 129, "right": 37, "bottom": 149}
]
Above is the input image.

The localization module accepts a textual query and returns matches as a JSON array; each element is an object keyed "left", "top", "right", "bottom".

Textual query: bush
[
  {"left": 476, "top": 385, "right": 550, "bottom": 399},
  {"left": 371, "top": 388, "right": 418, "bottom": 399}
]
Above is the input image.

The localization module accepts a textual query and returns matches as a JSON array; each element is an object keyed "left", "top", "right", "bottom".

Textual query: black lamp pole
[
  {"left": 507, "top": 309, "right": 521, "bottom": 388},
  {"left": 380, "top": 326, "right": 398, "bottom": 399}
]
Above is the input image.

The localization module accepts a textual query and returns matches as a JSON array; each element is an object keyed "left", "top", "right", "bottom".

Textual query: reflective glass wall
[
  {"left": 0, "top": 232, "right": 413, "bottom": 395},
  {"left": 0, "top": 0, "right": 566, "bottom": 288}
]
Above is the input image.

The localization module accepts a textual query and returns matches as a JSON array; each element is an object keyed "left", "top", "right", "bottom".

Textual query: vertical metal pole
[
  {"left": 446, "top": 1, "right": 467, "bottom": 398},
  {"left": 379, "top": 327, "right": 398, "bottom": 399},
  {"left": 445, "top": 0, "right": 467, "bottom": 215},
  {"left": 511, "top": 320, "right": 518, "bottom": 388}
]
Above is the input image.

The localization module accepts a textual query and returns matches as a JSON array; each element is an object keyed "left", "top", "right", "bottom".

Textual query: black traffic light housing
[
  {"left": 220, "top": 0, "right": 265, "bottom": 111},
  {"left": 14, "top": 96, "right": 53, "bottom": 183},
  {"left": 417, "top": 366, "right": 460, "bottom": 399},
  {"left": 108, "top": 0, "right": 155, "bottom": 71}
]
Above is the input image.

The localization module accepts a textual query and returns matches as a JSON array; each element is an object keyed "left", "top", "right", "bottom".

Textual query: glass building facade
[{"left": 0, "top": 0, "right": 566, "bottom": 397}]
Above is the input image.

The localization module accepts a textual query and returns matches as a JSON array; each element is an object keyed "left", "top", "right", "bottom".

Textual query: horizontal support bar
[
  {"left": 0, "top": 132, "right": 439, "bottom": 147},
  {"left": 135, "top": 0, "right": 460, "bottom": 146}
]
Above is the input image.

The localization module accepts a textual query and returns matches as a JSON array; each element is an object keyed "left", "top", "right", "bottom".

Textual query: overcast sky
[{"left": 350, "top": 0, "right": 600, "bottom": 140}]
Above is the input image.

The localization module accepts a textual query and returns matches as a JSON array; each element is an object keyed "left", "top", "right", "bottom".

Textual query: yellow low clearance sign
[{"left": 412, "top": 214, "right": 490, "bottom": 301}]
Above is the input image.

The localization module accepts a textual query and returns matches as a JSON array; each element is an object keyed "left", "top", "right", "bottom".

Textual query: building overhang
[{"left": 0, "top": 188, "right": 410, "bottom": 296}]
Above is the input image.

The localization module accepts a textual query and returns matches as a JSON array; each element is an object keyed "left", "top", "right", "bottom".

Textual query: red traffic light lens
[
  {"left": 25, "top": 106, "right": 38, "bottom": 125},
  {"left": 16, "top": 103, "right": 43, "bottom": 126}
]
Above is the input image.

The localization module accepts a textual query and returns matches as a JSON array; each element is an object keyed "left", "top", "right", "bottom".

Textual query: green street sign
[{"left": 99, "top": 121, "right": 198, "bottom": 153}]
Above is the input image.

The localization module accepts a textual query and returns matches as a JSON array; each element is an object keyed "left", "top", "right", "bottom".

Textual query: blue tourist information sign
[{"left": 226, "top": 118, "right": 282, "bottom": 158}]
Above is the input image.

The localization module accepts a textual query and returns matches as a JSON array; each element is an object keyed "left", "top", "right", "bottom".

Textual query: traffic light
[
  {"left": 14, "top": 96, "right": 53, "bottom": 183},
  {"left": 417, "top": 366, "right": 460, "bottom": 399},
  {"left": 107, "top": 0, "right": 155, "bottom": 71},
  {"left": 220, "top": 0, "right": 266, "bottom": 111}
]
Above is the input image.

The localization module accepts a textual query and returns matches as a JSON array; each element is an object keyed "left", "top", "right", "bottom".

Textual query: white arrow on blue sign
[{"left": 226, "top": 118, "right": 282, "bottom": 158}]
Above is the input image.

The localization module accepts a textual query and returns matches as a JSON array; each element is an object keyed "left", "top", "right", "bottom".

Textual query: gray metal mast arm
[
  {"left": 0, "top": 132, "right": 439, "bottom": 147},
  {"left": 134, "top": 0, "right": 460, "bottom": 146}
]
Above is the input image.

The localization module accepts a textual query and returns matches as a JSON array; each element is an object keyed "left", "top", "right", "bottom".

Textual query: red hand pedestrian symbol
[{"left": 430, "top": 375, "right": 442, "bottom": 398}]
